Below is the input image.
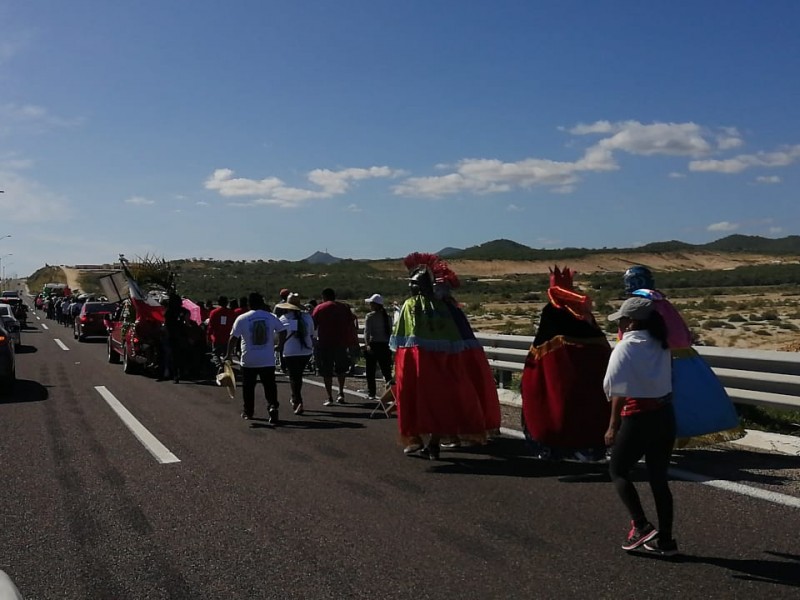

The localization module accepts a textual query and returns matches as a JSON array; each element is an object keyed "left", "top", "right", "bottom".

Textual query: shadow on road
[
  {"left": 15, "top": 345, "right": 38, "bottom": 354},
  {"left": 248, "top": 417, "right": 365, "bottom": 430},
  {"left": 423, "top": 438, "right": 609, "bottom": 478},
  {"left": 637, "top": 549, "right": 800, "bottom": 588},
  {"left": 0, "top": 379, "right": 50, "bottom": 404},
  {"left": 673, "top": 448, "right": 800, "bottom": 487}
]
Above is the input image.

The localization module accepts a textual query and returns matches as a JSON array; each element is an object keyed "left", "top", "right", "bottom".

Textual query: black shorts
[{"left": 315, "top": 347, "right": 350, "bottom": 377}]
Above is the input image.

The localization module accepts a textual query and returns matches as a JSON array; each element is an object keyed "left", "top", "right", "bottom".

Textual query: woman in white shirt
[
  {"left": 277, "top": 294, "right": 315, "bottom": 415},
  {"left": 604, "top": 296, "right": 678, "bottom": 557}
]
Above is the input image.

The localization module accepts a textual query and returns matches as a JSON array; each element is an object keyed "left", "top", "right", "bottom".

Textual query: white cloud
[
  {"left": 568, "top": 121, "right": 615, "bottom": 135},
  {"left": 125, "top": 196, "right": 155, "bottom": 205},
  {"left": 0, "top": 169, "right": 70, "bottom": 223},
  {"left": 668, "top": 172, "right": 686, "bottom": 178},
  {"left": 196, "top": 201, "right": 209, "bottom": 206},
  {"left": 755, "top": 175, "right": 782, "bottom": 184},
  {"left": 769, "top": 226, "right": 784, "bottom": 235},
  {"left": 506, "top": 204, "right": 523, "bottom": 212},
  {"left": 707, "top": 221, "right": 739, "bottom": 232},
  {"left": 689, "top": 145, "right": 800, "bottom": 173},
  {"left": 716, "top": 127, "right": 744, "bottom": 150},
  {"left": 205, "top": 165, "right": 402, "bottom": 208},
  {"left": 591, "top": 121, "right": 713, "bottom": 157},
  {"left": 345, "top": 203, "right": 362, "bottom": 213},
  {"left": 0, "top": 103, "right": 83, "bottom": 134},
  {"left": 393, "top": 147, "right": 616, "bottom": 198}
]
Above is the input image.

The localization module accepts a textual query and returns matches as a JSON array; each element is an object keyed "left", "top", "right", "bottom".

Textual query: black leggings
[
  {"left": 283, "top": 354, "right": 311, "bottom": 404},
  {"left": 609, "top": 403, "right": 676, "bottom": 539},
  {"left": 364, "top": 342, "right": 393, "bottom": 396}
]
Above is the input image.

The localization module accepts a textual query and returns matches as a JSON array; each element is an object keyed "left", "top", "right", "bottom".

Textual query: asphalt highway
[{"left": 1, "top": 312, "right": 799, "bottom": 599}]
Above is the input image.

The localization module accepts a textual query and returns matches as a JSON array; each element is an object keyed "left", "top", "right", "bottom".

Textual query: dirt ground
[{"left": 373, "top": 251, "right": 799, "bottom": 277}]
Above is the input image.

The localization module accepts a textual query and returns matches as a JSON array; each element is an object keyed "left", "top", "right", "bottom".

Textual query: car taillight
[
  {"left": 0, "top": 335, "right": 6, "bottom": 344},
  {"left": 80, "top": 315, "right": 88, "bottom": 323}
]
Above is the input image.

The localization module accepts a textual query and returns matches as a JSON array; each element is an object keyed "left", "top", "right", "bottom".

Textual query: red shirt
[
  {"left": 312, "top": 301, "right": 356, "bottom": 349},
  {"left": 207, "top": 306, "right": 235, "bottom": 344}
]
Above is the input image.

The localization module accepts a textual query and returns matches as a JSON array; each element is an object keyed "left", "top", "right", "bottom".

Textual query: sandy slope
[
  {"left": 447, "top": 251, "right": 796, "bottom": 277},
  {"left": 60, "top": 267, "right": 83, "bottom": 292}
]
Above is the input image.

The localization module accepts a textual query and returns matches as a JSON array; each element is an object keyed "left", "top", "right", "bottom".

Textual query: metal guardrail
[{"left": 475, "top": 332, "right": 800, "bottom": 411}]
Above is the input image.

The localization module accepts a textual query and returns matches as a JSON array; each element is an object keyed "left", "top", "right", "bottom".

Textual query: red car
[
  {"left": 73, "top": 301, "right": 117, "bottom": 341},
  {"left": 106, "top": 299, "right": 165, "bottom": 374}
]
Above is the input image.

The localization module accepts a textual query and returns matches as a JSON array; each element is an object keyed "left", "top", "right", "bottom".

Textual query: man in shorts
[{"left": 312, "top": 287, "right": 357, "bottom": 405}]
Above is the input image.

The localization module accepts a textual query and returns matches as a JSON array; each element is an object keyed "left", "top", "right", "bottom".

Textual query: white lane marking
[
  {"left": 41, "top": 323, "right": 49, "bottom": 330},
  {"left": 303, "top": 378, "right": 369, "bottom": 399},
  {"left": 94, "top": 386, "right": 180, "bottom": 465},
  {"left": 54, "top": 339, "right": 69, "bottom": 351},
  {"left": 669, "top": 467, "right": 800, "bottom": 509},
  {"left": 499, "top": 427, "right": 800, "bottom": 509}
]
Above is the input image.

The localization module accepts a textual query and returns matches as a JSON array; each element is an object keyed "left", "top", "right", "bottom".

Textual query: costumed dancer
[
  {"left": 520, "top": 266, "right": 611, "bottom": 461},
  {"left": 390, "top": 253, "right": 500, "bottom": 460},
  {"left": 622, "top": 266, "right": 741, "bottom": 444}
]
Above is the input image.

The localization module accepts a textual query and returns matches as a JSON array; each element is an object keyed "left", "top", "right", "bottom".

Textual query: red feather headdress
[
  {"left": 549, "top": 265, "right": 575, "bottom": 290},
  {"left": 547, "top": 265, "right": 592, "bottom": 321},
  {"left": 403, "top": 252, "right": 460, "bottom": 289}
]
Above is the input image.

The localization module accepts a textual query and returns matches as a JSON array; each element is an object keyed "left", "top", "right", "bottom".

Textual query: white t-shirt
[
  {"left": 230, "top": 309, "right": 286, "bottom": 368},
  {"left": 603, "top": 329, "right": 672, "bottom": 399},
  {"left": 279, "top": 312, "right": 315, "bottom": 357}
]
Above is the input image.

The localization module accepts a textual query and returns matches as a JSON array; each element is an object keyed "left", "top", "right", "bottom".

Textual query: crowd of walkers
[{"left": 32, "top": 256, "right": 743, "bottom": 559}]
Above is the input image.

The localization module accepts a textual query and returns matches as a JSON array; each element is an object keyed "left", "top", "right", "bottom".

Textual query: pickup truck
[
  {"left": 106, "top": 299, "right": 165, "bottom": 375},
  {"left": 106, "top": 297, "right": 210, "bottom": 378}
]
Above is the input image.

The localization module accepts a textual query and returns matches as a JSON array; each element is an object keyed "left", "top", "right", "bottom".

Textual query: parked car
[
  {"left": 0, "top": 297, "right": 27, "bottom": 327},
  {"left": 0, "top": 320, "right": 16, "bottom": 396},
  {"left": 74, "top": 301, "right": 117, "bottom": 341},
  {"left": 0, "top": 304, "right": 21, "bottom": 347},
  {"left": 106, "top": 298, "right": 208, "bottom": 378},
  {"left": 1, "top": 290, "right": 20, "bottom": 298},
  {"left": 106, "top": 299, "right": 165, "bottom": 374}
]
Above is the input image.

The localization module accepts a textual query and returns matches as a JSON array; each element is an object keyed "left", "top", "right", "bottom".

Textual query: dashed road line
[
  {"left": 94, "top": 386, "right": 180, "bottom": 465},
  {"left": 54, "top": 339, "right": 69, "bottom": 351},
  {"left": 41, "top": 323, "right": 49, "bottom": 330}
]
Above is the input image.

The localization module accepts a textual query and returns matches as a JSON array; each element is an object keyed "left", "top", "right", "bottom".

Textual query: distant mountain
[
  {"left": 446, "top": 235, "right": 800, "bottom": 261},
  {"left": 451, "top": 238, "right": 593, "bottom": 261},
  {"left": 702, "top": 234, "right": 800, "bottom": 254},
  {"left": 437, "top": 246, "right": 463, "bottom": 257},
  {"left": 303, "top": 251, "right": 342, "bottom": 265},
  {"left": 637, "top": 240, "right": 695, "bottom": 252}
]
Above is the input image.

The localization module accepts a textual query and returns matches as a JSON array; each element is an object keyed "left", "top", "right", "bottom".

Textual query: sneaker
[
  {"left": 420, "top": 443, "right": 440, "bottom": 460},
  {"left": 440, "top": 440, "right": 461, "bottom": 449},
  {"left": 268, "top": 408, "right": 279, "bottom": 425},
  {"left": 336, "top": 393, "right": 346, "bottom": 404},
  {"left": 240, "top": 412, "right": 252, "bottom": 420},
  {"left": 294, "top": 403, "right": 304, "bottom": 415},
  {"left": 323, "top": 398, "right": 334, "bottom": 406},
  {"left": 643, "top": 538, "right": 679, "bottom": 556},
  {"left": 367, "top": 395, "right": 377, "bottom": 402},
  {"left": 403, "top": 444, "right": 423, "bottom": 455},
  {"left": 621, "top": 521, "right": 657, "bottom": 551}
]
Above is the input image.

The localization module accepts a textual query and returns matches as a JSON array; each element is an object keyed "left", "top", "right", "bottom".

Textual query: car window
[{"left": 85, "top": 302, "right": 117, "bottom": 314}]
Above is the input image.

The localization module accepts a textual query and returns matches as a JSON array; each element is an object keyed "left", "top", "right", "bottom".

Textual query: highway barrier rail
[{"left": 475, "top": 332, "right": 800, "bottom": 412}]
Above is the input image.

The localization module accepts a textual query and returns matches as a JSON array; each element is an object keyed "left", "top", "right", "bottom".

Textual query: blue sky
[{"left": 1, "top": 1, "right": 799, "bottom": 278}]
